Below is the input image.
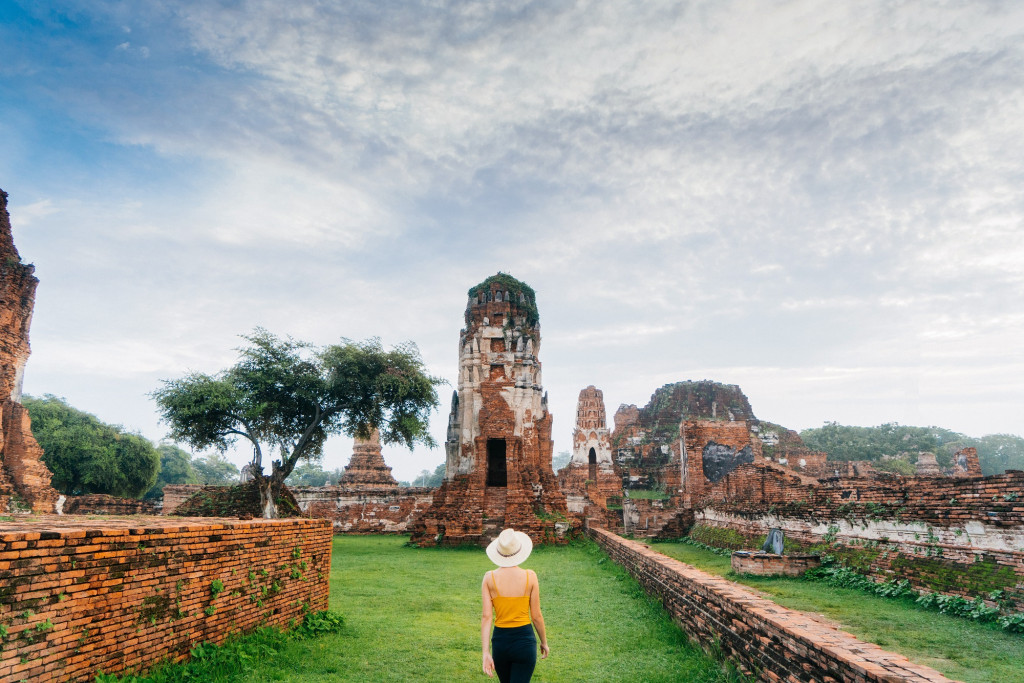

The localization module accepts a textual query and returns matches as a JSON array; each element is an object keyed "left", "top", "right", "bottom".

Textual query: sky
[{"left": 1, "top": 0, "right": 1022, "bottom": 482}]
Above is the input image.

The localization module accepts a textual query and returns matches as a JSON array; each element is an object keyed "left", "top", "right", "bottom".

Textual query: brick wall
[
  {"left": 0, "top": 516, "right": 332, "bottom": 682},
  {"left": 291, "top": 485, "right": 434, "bottom": 533},
  {"left": 61, "top": 494, "right": 158, "bottom": 516},
  {"left": 160, "top": 484, "right": 199, "bottom": 514},
  {"left": 589, "top": 527, "right": 952, "bottom": 683},
  {"left": 695, "top": 508, "right": 1024, "bottom": 612},
  {"left": 699, "top": 466, "right": 1024, "bottom": 529},
  {"left": 165, "top": 484, "right": 435, "bottom": 534}
]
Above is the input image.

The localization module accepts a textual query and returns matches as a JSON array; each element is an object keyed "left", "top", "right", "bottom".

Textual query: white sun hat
[{"left": 486, "top": 528, "right": 534, "bottom": 567}]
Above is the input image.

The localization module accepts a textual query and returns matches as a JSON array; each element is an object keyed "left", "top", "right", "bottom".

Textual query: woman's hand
[
  {"left": 483, "top": 653, "right": 495, "bottom": 677},
  {"left": 540, "top": 641, "right": 550, "bottom": 659}
]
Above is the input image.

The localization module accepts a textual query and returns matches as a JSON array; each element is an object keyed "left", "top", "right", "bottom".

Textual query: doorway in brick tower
[
  {"left": 588, "top": 447, "right": 597, "bottom": 481},
  {"left": 487, "top": 439, "right": 507, "bottom": 487}
]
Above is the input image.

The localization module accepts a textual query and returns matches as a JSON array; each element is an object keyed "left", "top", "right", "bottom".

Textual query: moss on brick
[
  {"left": 689, "top": 524, "right": 749, "bottom": 550},
  {"left": 890, "top": 554, "right": 1020, "bottom": 594},
  {"left": 171, "top": 481, "right": 300, "bottom": 518}
]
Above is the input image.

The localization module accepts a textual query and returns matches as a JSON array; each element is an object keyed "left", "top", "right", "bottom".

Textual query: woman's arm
[
  {"left": 528, "top": 570, "right": 549, "bottom": 659},
  {"left": 481, "top": 574, "right": 495, "bottom": 676}
]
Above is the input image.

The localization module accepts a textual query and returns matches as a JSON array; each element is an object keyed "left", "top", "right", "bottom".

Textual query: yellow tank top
[{"left": 490, "top": 570, "right": 532, "bottom": 628}]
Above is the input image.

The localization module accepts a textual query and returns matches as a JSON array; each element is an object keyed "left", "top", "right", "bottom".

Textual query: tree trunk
[{"left": 255, "top": 472, "right": 280, "bottom": 519}]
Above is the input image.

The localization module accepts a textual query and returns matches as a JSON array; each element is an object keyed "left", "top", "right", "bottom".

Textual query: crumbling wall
[
  {"left": 61, "top": 494, "right": 158, "bottom": 516},
  {"left": 692, "top": 468, "right": 1024, "bottom": 611},
  {"left": 0, "top": 517, "right": 331, "bottom": 682},
  {"left": 292, "top": 485, "right": 433, "bottom": 533},
  {"left": 756, "top": 422, "right": 830, "bottom": 476},
  {"left": 0, "top": 190, "right": 59, "bottom": 513},
  {"left": 611, "top": 381, "right": 760, "bottom": 502},
  {"left": 588, "top": 527, "right": 952, "bottom": 683},
  {"left": 680, "top": 419, "right": 764, "bottom": 506}
]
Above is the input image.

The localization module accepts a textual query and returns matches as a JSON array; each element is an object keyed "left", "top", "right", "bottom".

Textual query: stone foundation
[
  {"left": 0, "top": 516, "right": 331, "bottom": 682},
  {"left": 731, "top": 551, "right": 821, "bottom": 576},
  {"left": 589, "top": 526, "right": 951, "bottom": 682}
]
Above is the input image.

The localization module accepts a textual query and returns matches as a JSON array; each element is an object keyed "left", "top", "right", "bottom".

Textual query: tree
[
  {"left": 153, "top": 330, "right": 443, "bottom": 517},
  {"left": 974, "top": 434, "right": 1024, "bottom": 475},
  {"left": 191, "top": 452, "right": 240, "bottom": 485},
  {"left": 409, "top": 462, "right": 445, "bottom": 487},
  {"left": 551, "top": 450, "right": 571, "bottom": 472},
  {"left": 800, "top": 421, "right": 1024, "bottom": 474},
  {"left": 144, "top": 444, "right": 199, "bottom": 499},
  {"left": 286, "top": 461, "right": 344, "bottom": 487},
  {"left": 23, "top": 394, "right": 160, "bottom": 498}
]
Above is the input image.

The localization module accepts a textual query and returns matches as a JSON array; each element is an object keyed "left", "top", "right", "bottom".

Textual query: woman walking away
[{"left": 481, "top": 528, "right": 549, "bottom": 681}]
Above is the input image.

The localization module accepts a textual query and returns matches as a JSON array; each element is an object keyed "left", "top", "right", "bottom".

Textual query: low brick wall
[
  {"left": 589, "top": 526, "right": 951, "bottom": 682},
  {"left": 0, "top": 516, "right": 332, "bottom": 682},
  {"left": 61, "top": 494, "right": 158, "bottom": 516},
  {"left": 695, "top": 510, "right": 1024, "bottom": 612},
  {"left": 291, "top": 485, "right": 434, "bottom": 533},
  {"left": 731, "top": 551, "right": 820, "bottom": 576}
]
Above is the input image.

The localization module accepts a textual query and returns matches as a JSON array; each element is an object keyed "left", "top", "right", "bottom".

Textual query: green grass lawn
[
  {"left": 652, "top": 540, "right": 1024, "bottom": 683},
  {"left": 223, "top": 535, "right": 741, "bottom": 682}
]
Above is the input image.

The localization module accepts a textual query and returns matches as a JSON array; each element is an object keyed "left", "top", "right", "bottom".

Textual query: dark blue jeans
[{"left": 492, "top": 624, "right": 537, "bottom": 683}]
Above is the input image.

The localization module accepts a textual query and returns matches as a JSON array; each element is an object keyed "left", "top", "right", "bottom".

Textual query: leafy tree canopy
[
  {"left": 800, "top": 422, "right": 1024, "bottom": 474},
  {"left": 23, "top": 394, "right": 160, "bottom": 498},
  {"left": 144, "top": 444, "right": 199, "bottom": 499},
  {"left": 286, "top": 461, "right": 344, "bottom": 487},
  {"left": 191, "top": 452, "right": 240, "bottom": 486},
  {"left": 407, "top": 462, "right": 445, "bottom": 487},
  {"left": 153, "top": 329, "right": 444, "bottom": 517},
  {"left": 551, "top": 450, "right": 572, "bottom": 472}
]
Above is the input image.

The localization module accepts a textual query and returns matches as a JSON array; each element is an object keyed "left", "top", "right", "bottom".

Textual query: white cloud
[{"left": 7, "top": 0, "right": 1024, "bottom": 461}]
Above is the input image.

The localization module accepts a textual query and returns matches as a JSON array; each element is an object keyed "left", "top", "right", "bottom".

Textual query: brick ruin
[
  {"left": 410, "top": 274, "right": 573, "bottom": 546},
  {"left": 0, "top": 189, "right": 59, "bottom": 513},
  {"left": 557, "top": 385, "right": 622, "bottom": 512}
]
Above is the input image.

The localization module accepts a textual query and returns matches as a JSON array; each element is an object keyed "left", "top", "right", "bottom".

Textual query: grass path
[
  {"left": 652, "top": 541, "right": 1024, "bottom": 683},
  {"left": 234, "top": 536, "right": 742, "bottom": 682}
]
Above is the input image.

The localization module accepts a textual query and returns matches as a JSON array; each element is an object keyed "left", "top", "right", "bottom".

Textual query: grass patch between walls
[{"left": 97, "top": 536, "right": 744, "bottom": 682}]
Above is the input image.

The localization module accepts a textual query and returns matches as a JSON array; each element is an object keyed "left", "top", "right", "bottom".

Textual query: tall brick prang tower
[
  {"left": 0, "top": 189, "right": 59, "bottom": 513},
  {"left": 410, "top": 273, "right": 572, "bottom": 546}
]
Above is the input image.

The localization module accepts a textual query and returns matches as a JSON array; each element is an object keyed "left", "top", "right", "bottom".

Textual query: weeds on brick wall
[
  {"left": 805, "top": 557, "right": 1024, "bottom": 635},
  {"left": 676, "top": 535, "right": 732, "bottom": 557},
  {"left": 689, "top": 524, "right": 748, "bottom": 551}
]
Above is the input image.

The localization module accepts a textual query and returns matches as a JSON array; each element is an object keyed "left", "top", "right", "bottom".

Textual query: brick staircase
[{"left": 482, "top": 487, "right": 507, "bottom": 540}]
